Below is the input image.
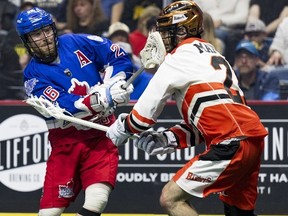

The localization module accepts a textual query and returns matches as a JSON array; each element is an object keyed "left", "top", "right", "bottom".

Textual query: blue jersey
[
  {"left": 24, "top": 33, "right": 133, "bottom": 115},
  {"left": 131, "top": 70, "right": 153, "bottom": 100}
]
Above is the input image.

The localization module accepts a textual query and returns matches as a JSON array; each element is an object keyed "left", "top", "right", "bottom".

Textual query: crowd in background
[{"left": 0, "top": 0, "right": 288, "bottom": 100}]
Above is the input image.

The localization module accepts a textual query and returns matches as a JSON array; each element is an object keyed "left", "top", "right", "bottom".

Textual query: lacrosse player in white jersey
[{"left": 106, "top": 1, "right": 267, "bottom": 216}]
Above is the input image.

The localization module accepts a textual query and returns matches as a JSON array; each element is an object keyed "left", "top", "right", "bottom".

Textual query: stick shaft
[
  {"left": 59, "top": 114, "right": 109, "bottom": 132},
  {"left": 26, "top": 98, "right": 140, "bottom": 138},
  {"left": 122, "top": 66, "right": 145, "bottom": 89},
  {"left": 62, "top": 113, "right": 140, "bottom": 138}
]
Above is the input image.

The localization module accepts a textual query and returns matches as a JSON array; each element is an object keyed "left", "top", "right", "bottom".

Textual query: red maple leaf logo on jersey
[{"left": 68, "top": 78, "right": 89, "bottom": 96}]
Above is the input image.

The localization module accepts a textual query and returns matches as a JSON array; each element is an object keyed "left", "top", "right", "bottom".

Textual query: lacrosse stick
[
  {"left": 139, "top": 31, "right": 166, "bottom": 69},
  {"left": 25, "top": 96, "right": 140, "bottom": 139},
  {"left": 25, "top": 96, "right": 109, "bottom": 132},
  {"left": 122, "top": 65, "right": 144, "bottom": 89},
  {"left": 122, "top": 31, "right": 165, "bottom": 88}
]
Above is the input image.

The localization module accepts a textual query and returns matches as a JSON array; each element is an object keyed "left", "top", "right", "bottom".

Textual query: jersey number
[
  {"left": 211, "top": 56, "right": 245, "bottom": 104},
  {"left": 43, "top": 86, "right": 59, "bottom": 101},
  {"left": 110, "top": 44, "right": 125, "bottom": 58}
]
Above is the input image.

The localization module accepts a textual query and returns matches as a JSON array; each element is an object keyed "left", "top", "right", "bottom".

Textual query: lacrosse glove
[
  {"left": 136, "top": 130, "right": 178, "bottom": 155},
  {"left": 103, "top": 73, "right": 134, "bottom": 106},
  {"left": 109, "top": 79, "right": 133, "bottom": 106},
  {"left": 106, "top": 113, "right": 133, "bottom": 146},
  {"left": 81, "top": 84, "right": 115, "bottom": 116}
]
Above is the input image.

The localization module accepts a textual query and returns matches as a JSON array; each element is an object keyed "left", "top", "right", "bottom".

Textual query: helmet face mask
[
  {"left": 23, "top": 23, "right": 58, "bottom": 63},
  {"left": 16, "top": 7, "right": 58, "bottom": 63},
  {"left": 158, "top": 25, "right": 177, "bottom": 53},
  {"left": 157, "top": 0, "right": 203, "bottom": 52}
]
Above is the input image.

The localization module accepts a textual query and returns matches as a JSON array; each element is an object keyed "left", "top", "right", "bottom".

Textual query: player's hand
[
  {"left": 136, "top": 130, "right": 178, "bottom": 155},
  {"left": 109, "top": 79, "right": 134, "bottom": 106},
  {"left": 82, "top": 84, "right": 115, "bottom": 116},
  {"left": 268, "top": 50, "right": 285, "bottom": 66},
  {"left": 104, "top": 73, "right": 134, "bottom": 106},
  {"left": 106, "top": 113, "right": 132, "bottom": 146}
]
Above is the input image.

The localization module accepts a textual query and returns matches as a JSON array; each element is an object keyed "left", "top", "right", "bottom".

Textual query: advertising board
[{"left": 0, "top": 101, "right": 287, "bottom": 215}]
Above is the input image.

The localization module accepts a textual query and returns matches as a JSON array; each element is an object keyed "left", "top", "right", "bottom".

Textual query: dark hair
[
  {"left": 20, "top": 2, "right": 36, "bottom": 11},
  {"left": 0, "top": 0, "right": 18, "bottom": 31},
  {"left": 146, "top": 16, "right": 157, "bottom": 31}
]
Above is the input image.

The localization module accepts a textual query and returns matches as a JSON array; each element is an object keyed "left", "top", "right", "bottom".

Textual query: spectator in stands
[
  {"left": 266, "top": 17, "right": 288, "bottom": 98},
  {"left": 0, "top": 0, "right": 18, "bottom": 32},
  {"left": 107, "top": 22, "right": 153, "bottom": 100},
  {"left": 6, "top": 1, "right": 36, "bottom": 70},
  {"left": 234, "top": 41, "right": 280, "bottom": 100},
  {"left": 268, "top": 17, "right": 288, "bottom": 67},
  {"left": 54, "top": 0, "right": 69, "bottom": 30},
  {"left": 0, "top": 28, "right": 23, "bottom": 100},
  {"left": 193, "top": 0, "right": 250, "bottom": 65},
  {"left": 202, "top": 12, "right": 224, "bottom": 55},
  {"left": 243, "top": 19, "right": 272, "bottom": 70},
  {"left": 248, "top": 0, "right": 288, "bottom": 38},
  {"left": 121, "top": 0, "right": 163, "bottom": 32},
  {"left": 129, "top": 5, "right": 161, "bottom": 57},
  {"left": 15, "top": 0, "right": 66, "bottom": 31},
  {"left": 20, "top": 0, "right": 65, "bottom": 17},
  {"left": 56, "top": 0, "right": 124, "bottom": 31},
  {"left": 108, "top": 21, "right": 130, "bottom": 43},
  {"left": 63, "top": 0, "right": 109, "bottom": 36},
  {"left": 102, "top": 0, "right": 124, "bottom": 24}
]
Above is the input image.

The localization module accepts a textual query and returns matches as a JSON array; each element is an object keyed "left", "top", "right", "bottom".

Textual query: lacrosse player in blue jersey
[{"left": 16, "top": 7, "right": 134, "bottom": 216}]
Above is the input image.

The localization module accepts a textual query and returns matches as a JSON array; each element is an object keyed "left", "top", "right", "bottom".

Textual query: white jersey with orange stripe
[{"left": 126, "top": 38, "right": 267, "bottom": 148}]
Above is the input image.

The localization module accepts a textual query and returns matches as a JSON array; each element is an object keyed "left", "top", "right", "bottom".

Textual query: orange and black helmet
[{"left": 157, "top": 0, "right": 203, "bottom": 52}]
